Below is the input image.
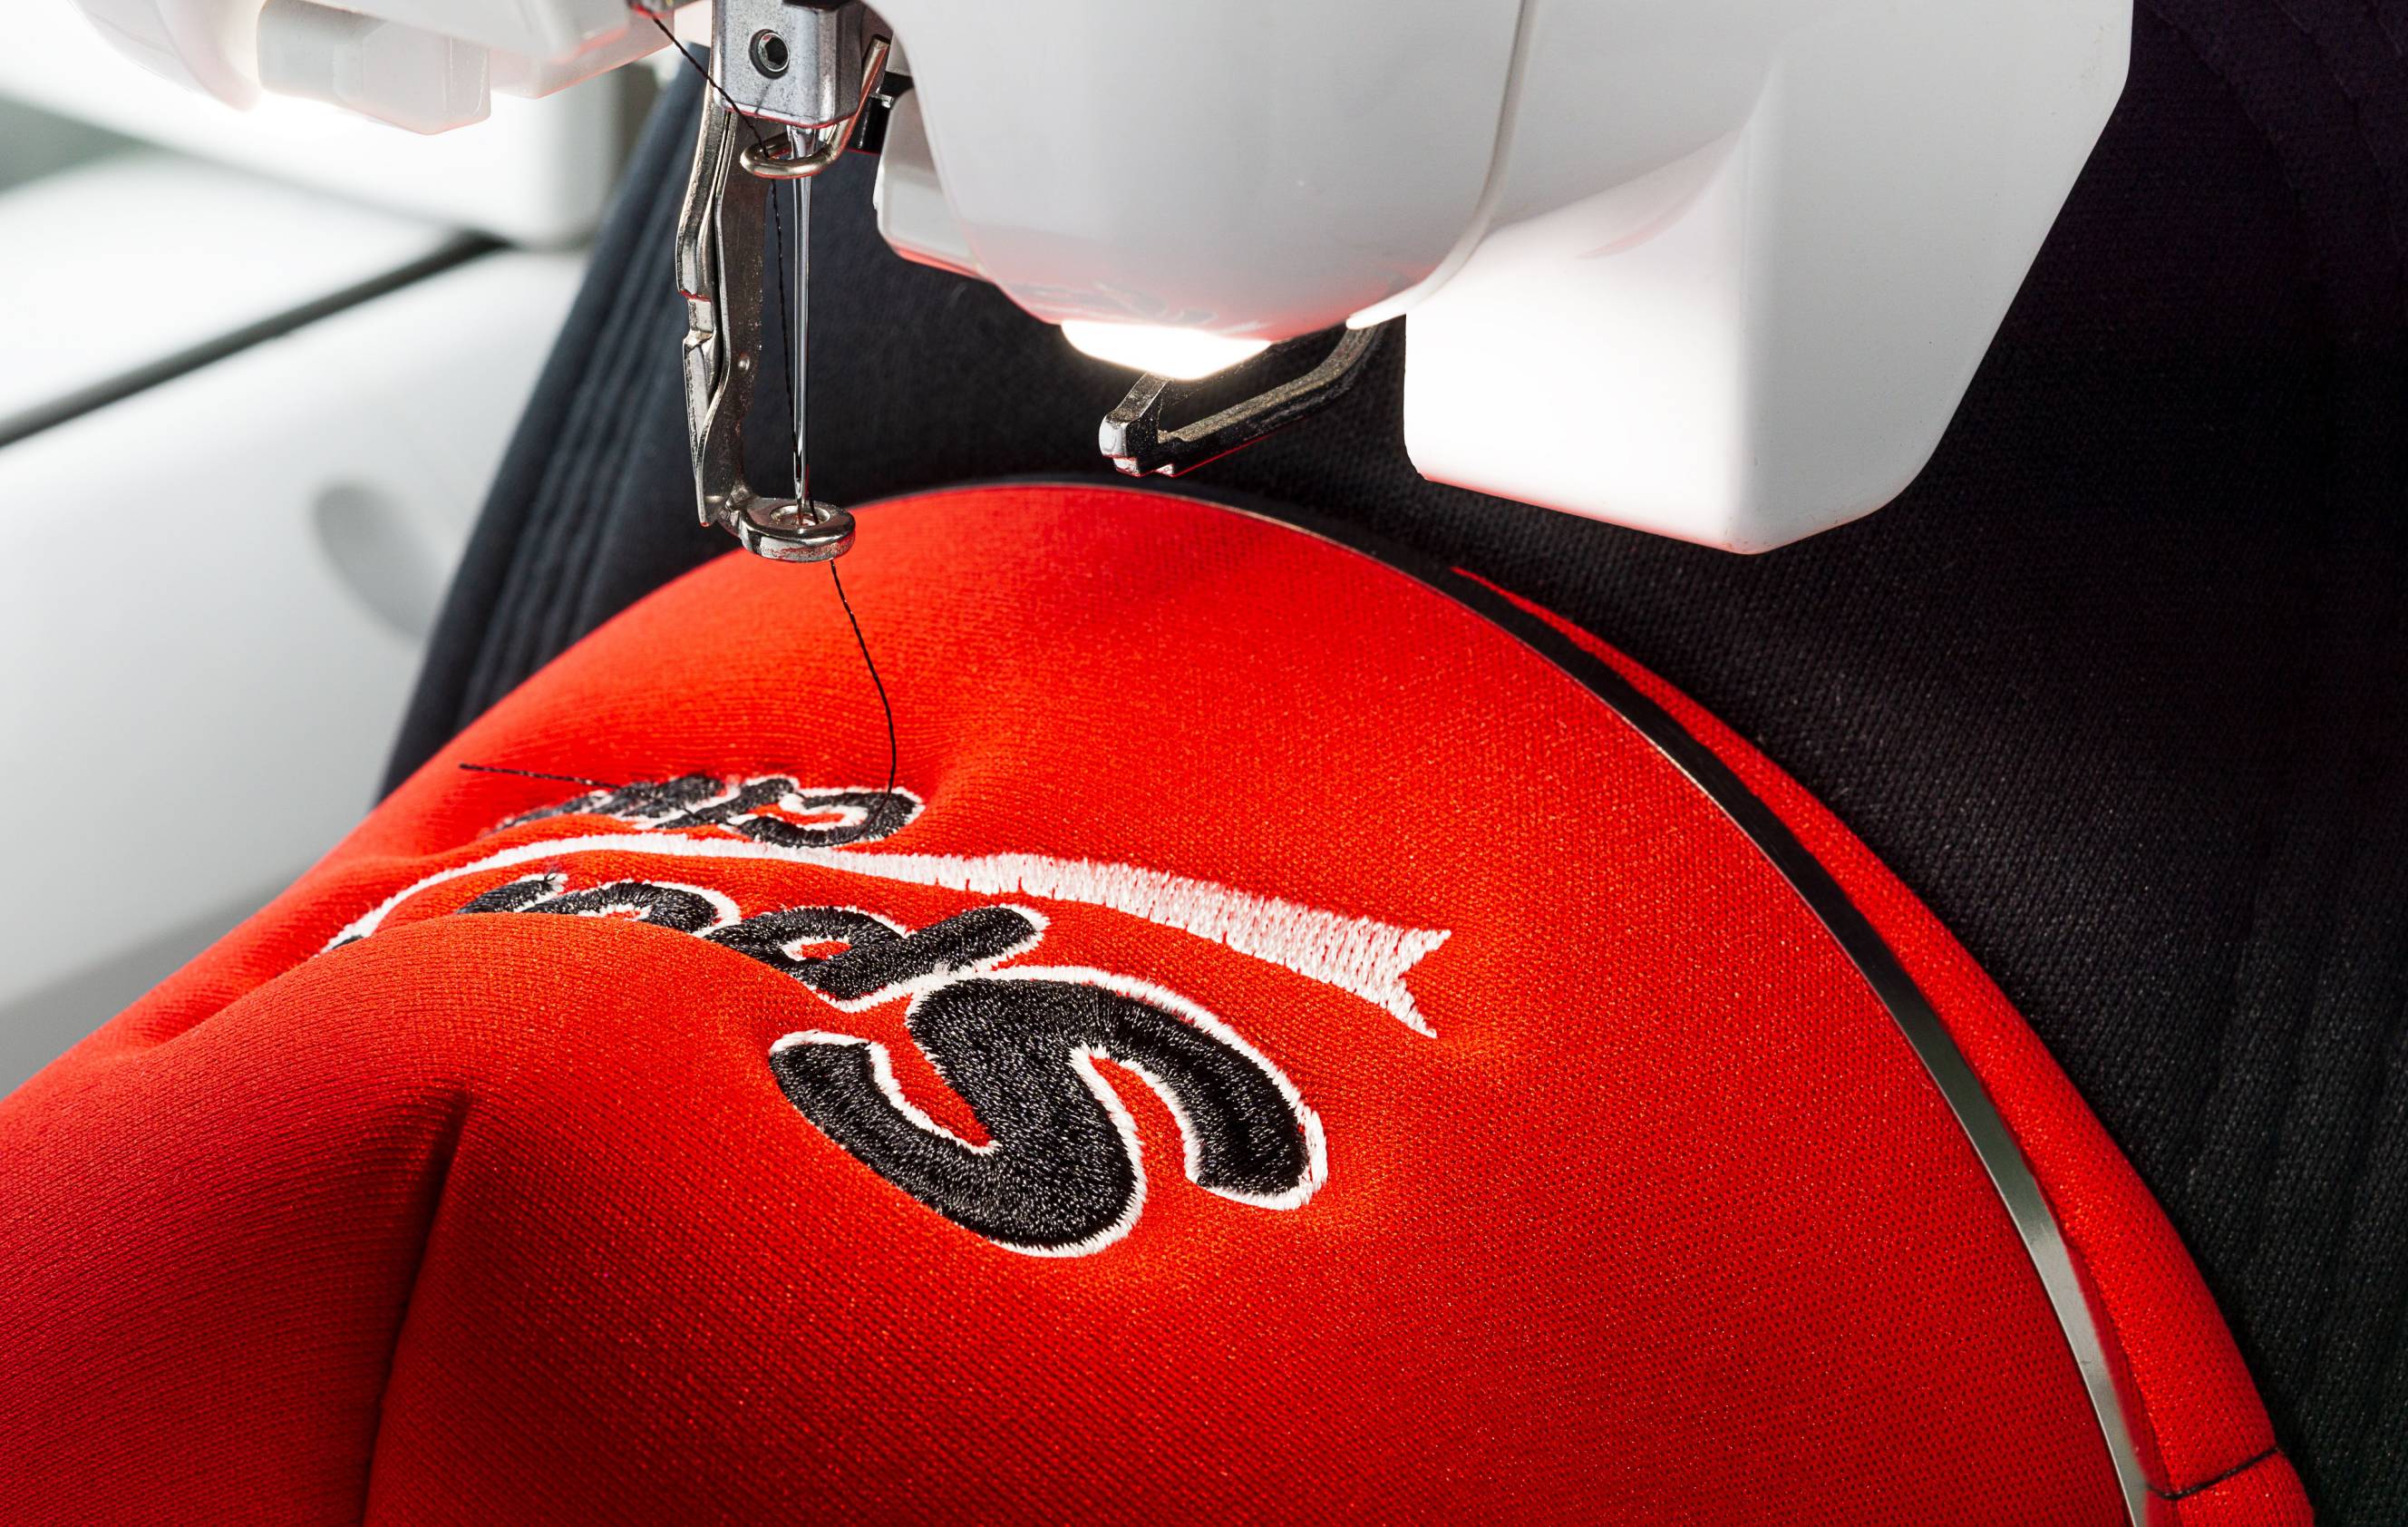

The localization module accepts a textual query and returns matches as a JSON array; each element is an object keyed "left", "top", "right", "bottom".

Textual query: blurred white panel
[
  {"left": 0, "top": 248, "right": 585, "bottom": 1093},
  {"left": 0, "top": 5, "right": 636, "bottom": 243},
  {"left": 0, "top": 94, "right": 131, "bottom": 183},
  {"left": 0, "top": 150, "right": 459, "bottom": 441}
]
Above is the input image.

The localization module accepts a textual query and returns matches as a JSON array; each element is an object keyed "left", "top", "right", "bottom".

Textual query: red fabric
[
  {"left": 2162, "top": 1459, "right": 2316, "bottom": 1527},
  {"left": 0, "top": 484, "right": 2304, "bottom": 1523},
  {"left": 1479, "top": 580, "right": 2310, "bottom": 1524}
]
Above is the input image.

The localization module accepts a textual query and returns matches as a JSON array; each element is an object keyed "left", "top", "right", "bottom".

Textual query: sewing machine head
[{"left": 73, "top": 0, "right": 2130, "bottom": 554}]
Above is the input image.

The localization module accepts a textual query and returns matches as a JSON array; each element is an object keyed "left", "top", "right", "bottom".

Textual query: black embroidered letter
[
  {"left": 769, "top": 975, "right": 1322, "bottom": 1255},
  {"left": 441, "top": 871, "right": 1324, "bottom": 1255}
]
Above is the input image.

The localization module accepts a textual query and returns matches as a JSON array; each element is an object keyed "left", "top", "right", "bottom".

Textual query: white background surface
[
  {"left": 0, "top": 20, "right": 628, "bottom": 1092},
  {"left": 0, "top": 248, "right": 584, "bottom": 1092},
  {"left": 0, "top": 2, "right": 634, "bottom": 244},
  {"left": 0, "top": 151, "right": 461, "bottom": 438}
]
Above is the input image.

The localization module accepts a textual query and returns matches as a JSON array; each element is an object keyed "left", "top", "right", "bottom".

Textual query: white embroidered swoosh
[{"left": 330, "top": 832, "right": 1451, "bottom": 1036}]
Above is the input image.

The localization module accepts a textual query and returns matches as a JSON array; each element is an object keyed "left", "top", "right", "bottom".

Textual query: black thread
[
  {"left": 640, "top": 13, "right": 901, "bottom": 800},
  {"left": 413, "top": 826, "right": 1317, "bottom": 1256},
  {"left": 637, "top": 15, "right": 804, "bottom": 489},
  {"left": 769, "top": 973, "right": 1315, "bottom": 1253},
  {"left": 461, "top": 762, "right": 690, "bottom": 821},
  {"left": 514, "top": 880, "right": 727, "bottom": 935},
  {"left": 456, "top": 873, "right": 568, "bottom": 914},
  {"left": 640, "top": 14, "right": 769, "bottom": 153},
  {"left": 466, "top": 767, "right": 917, "bottom": 851},
  {"left": 705, "top": 903, "right": 1036, "bottom": 1002},
  {"left": 829, "top": 560, "right": 898, "bottom": 797},
  {"left": 458, "top": 763, "right": 626, "bottom": 791},
  {"left": 2149, "top": 1445, "right": 2282, "bottom": 1503},
  {"left": 764, "top": 136, "right": 805, "bottom": 499}
]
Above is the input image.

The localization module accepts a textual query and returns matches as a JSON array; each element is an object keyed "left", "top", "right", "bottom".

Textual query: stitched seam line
[
  {"left": 2143, "top": 4, "right": 2339, "bottom": 1247},
  {"left": 2265, "top": 0, "right": 2408, "bottom": 319},
  {"left": 2151, "top": 1444, "right": 2284, "bottom": 1503},
  {"left": 353, "top": 954, "right": 582, "bottom": 1523}
]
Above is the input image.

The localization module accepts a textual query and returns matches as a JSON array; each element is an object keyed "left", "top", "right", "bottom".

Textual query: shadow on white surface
[{"left": 0, "top": 882, "right": 277, "bottom": 1097}]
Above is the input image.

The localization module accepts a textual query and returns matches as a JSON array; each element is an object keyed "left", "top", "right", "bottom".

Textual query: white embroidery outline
[{"left": 333, "top": 832, "right": 1449, "bottom": 1036}]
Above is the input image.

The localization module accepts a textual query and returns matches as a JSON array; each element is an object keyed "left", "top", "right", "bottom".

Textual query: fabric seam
[
  {"left": 349, "top": 927, "right": 586, "bottom": 1525},
  {"left": 2152, "top": 1444, "right": 2283, "bottom": 1503}
]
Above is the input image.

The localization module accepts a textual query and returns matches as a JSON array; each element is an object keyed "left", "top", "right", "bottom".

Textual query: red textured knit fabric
[{"left": 0, "top": 485, "right": 2304, "bottom": 1524}]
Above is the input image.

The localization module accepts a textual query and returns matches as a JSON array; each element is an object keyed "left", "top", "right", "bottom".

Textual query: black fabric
[
  {"left": 388, "top": 5, "right": 2408, "bottom": 1518},
  {"left": 389, "top": 70, "right": 727, "bottom": 765}
]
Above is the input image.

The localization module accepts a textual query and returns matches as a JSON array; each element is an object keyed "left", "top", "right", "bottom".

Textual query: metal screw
[{"left": 750, "top": 29, "right": 790, "bottom": 76}]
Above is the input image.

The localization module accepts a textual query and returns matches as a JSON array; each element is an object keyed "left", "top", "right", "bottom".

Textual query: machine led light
[{"left": 1059, "top": 321, "right": 1271, "bottom": 381}]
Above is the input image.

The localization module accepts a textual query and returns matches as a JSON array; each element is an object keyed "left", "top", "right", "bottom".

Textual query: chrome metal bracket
[
  {"left": 1099, "top": 324, "right": 1391, "bottom": 479},
  {"left": 672, "top": 5, "right": 888, "bottom": 563},
  {"left": 675, "top": 87, "right": 854, "bottom": 561}
]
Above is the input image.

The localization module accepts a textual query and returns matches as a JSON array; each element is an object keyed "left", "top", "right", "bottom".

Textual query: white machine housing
[{"left": 74, "top": 0, "right": 2131, "bottom": 551}]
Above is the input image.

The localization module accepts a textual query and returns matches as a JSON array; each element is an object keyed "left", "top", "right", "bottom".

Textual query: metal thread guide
[{"left": 674, "top": 1, "right": 890, "bottom": 562}]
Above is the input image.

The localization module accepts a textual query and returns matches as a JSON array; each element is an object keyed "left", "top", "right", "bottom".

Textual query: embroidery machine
[{"left": 68, "top": 0, "right": 2129, "bottom": 556}]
